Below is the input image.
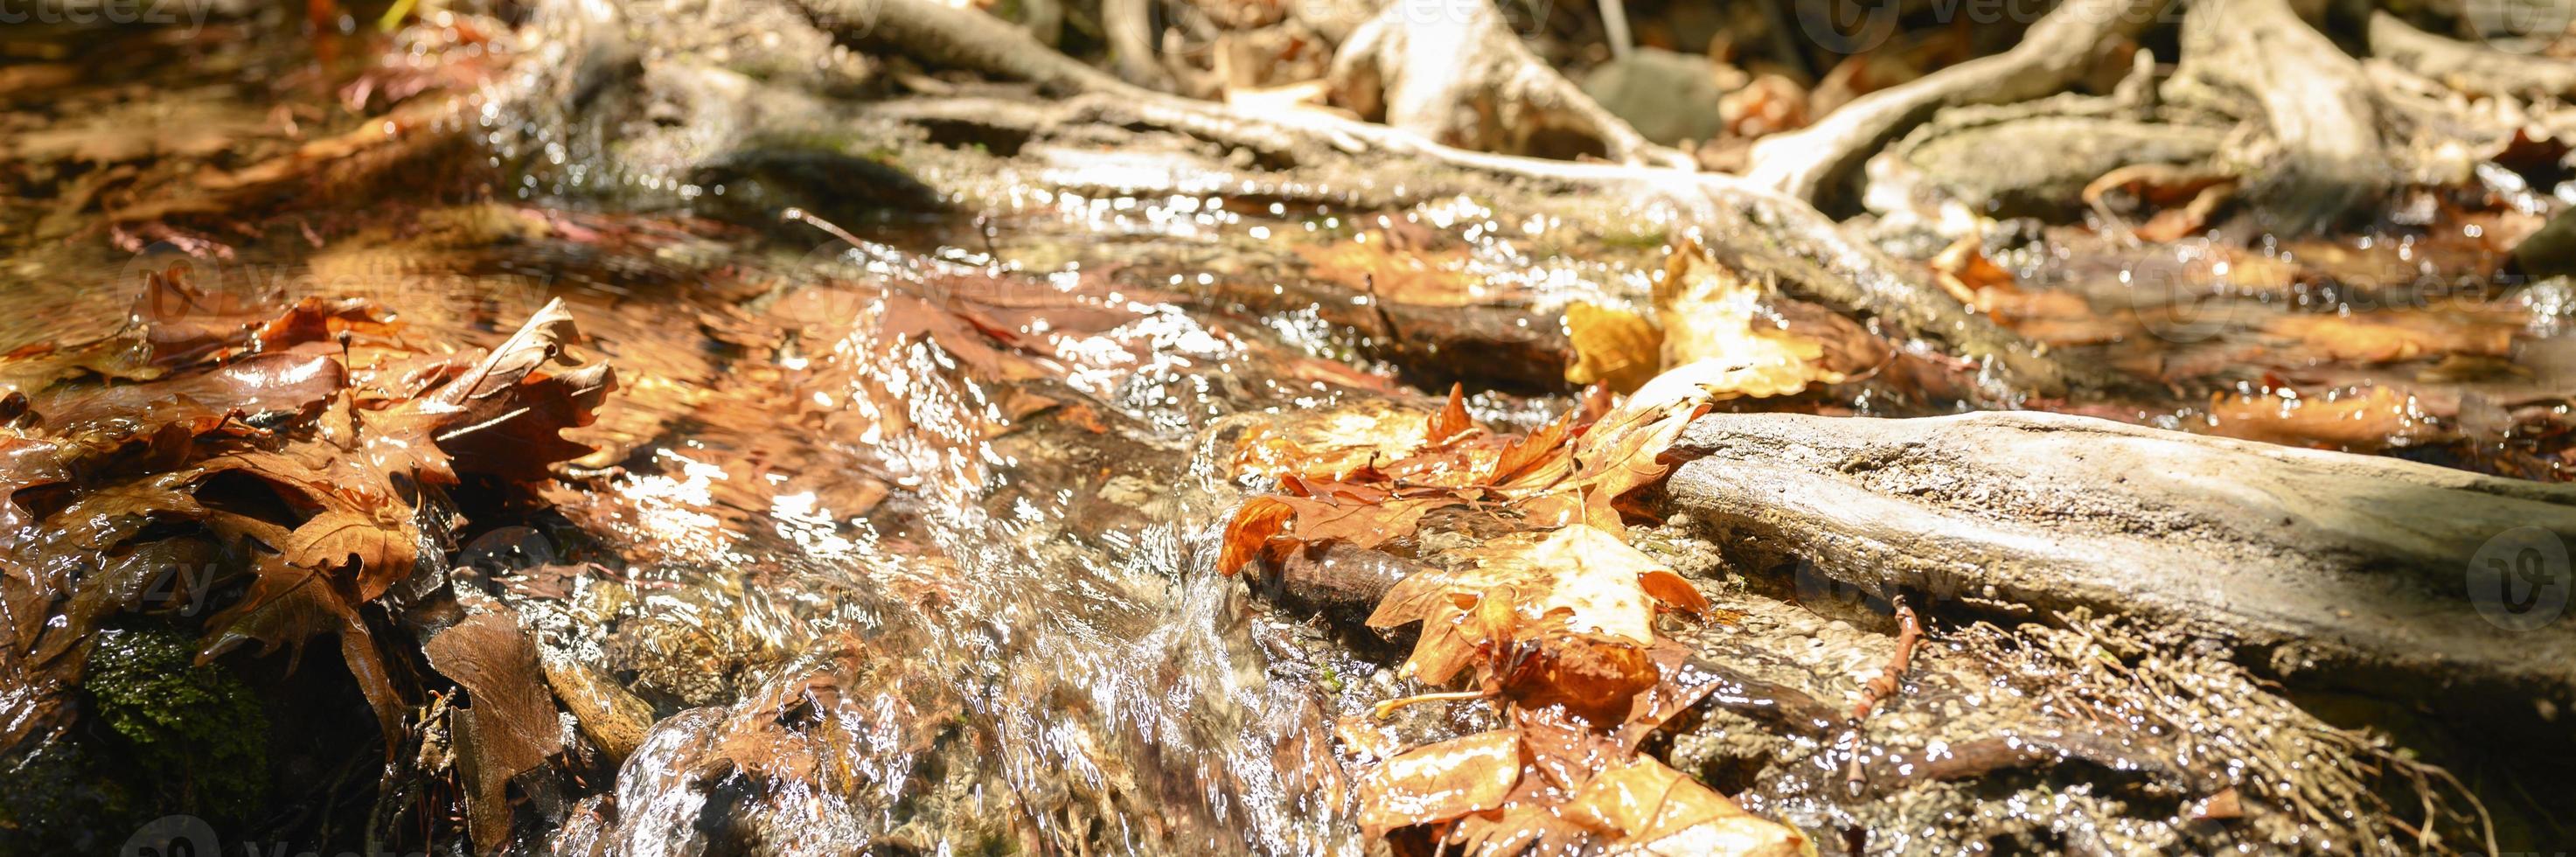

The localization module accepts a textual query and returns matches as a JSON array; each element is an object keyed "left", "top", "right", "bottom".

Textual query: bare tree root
[
  {"left": 777, "top": 0, "right": 2126, "bottom": 396},
  {"left": 793, "top": 0, "right": 1135, "bottom": 94},
  {"left": 2169, "top": 0, "right": 2392, "bottom": 234},
  {"left": 869, "top": 88, "right": 2127, "bottom": 396},
  {"left": 1660, "top": 409, "right": 2576, "bottom": 721},
  {"left": 2371, "top": 11, "right": 2576, "bottom": 100},
  {"left": 1103, "top": 0, "right": 1177, "bottom": 90},
  {"left": 1744, "top": 0, "right": 2170, "bottom": 206},
  {"left": 1325, "top": 0, "right": 1692, "bottom": 167}
]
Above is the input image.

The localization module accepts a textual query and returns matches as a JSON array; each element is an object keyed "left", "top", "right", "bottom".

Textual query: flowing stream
[{"left": 6, "top": 10, "right": 2574, "bottom": 854}]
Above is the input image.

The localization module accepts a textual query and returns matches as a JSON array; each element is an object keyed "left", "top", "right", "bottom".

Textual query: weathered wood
[{"left": 1661, "top": 410, "right": 2576, "bottom": 709}]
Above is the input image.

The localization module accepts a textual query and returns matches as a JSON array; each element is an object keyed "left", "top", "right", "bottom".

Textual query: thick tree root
[
  {"left": 1326, "top": 0, "right": 1690, "bottom": 167},
  {"left": 770, "top": 0, "right": 2126, "bottom": 396},
  {"left": 1744, "top": 0, "right": 2169, "bottom": 206},
  {"left": 2370, "top": 11, "right": 2576, "bottom": 100},
  {"left": 2169, "top": 0, "right": 2392, "bottom": 234},
  {"left": 1660, "top": 410, "right": 2576, "bottom": 718}
]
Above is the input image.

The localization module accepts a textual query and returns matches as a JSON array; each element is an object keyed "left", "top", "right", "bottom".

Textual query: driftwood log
[{"left": 1661, "top": 410, "right": 2576, "bottom": 718}]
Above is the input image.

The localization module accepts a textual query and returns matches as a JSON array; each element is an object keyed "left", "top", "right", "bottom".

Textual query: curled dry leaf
[{"left": 1655, "top": 241, "right": 1847, "bottom": 398}]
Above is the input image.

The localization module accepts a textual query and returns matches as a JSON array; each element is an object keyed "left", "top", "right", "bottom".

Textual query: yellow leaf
[
  {"left": 1651, "top": 243, "right": 1843, "bottom": 399},
  {"left": 1563, "top": 756, "right": 1809, "bottom": 856},
  {"left": 1565, "top": 302, "right": 1663, "bottom": 394},
  {"left": 1367, "top": 525, "right": 1706, "bottom": 685}
]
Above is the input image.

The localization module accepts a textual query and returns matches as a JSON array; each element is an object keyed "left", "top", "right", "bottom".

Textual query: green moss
[
  {"left": 0, "top": 625, "right": 271, "bottom": 852},
  {"left": 83, "top": 626, "right": 271, "bottom": 825},
  {"left": 0, "top": 732, "right": 133, "bottom": 852}
]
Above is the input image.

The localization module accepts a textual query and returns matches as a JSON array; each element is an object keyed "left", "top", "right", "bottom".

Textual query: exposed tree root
[
  {"left": 765, "top": 0, "right": 2125, "bottom": 395},
  {"left": 2169, "top": 0, "right": 2392, "bottom": 234},
  {"left": 1660, "top": 410, "right": 2576, "bottom": 720},
  {"left": 1103, "top": 0, "right": 1176, "bottom": 90},
  {"left": 794, "top": 0, "right": 1132, "bottom": 94},
  {"left": 2370, "top": 11, "right": 2576, "bottom": 100},
  {"left": 1744, "top": 0, "right": 2169, "bottom": 206},
  {"left": 1324, "top": 0, "right": 1691, "bottom": 167}
]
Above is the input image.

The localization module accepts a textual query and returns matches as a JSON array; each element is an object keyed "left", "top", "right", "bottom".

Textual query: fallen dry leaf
[
  {"left": 1565, "top": 302, "right": 1662, "bottom": 394},
  {"left": 1563, "top": 755, "right": 1808, "bottom": 856},
  {"left": 1367, "top": 524, "right": 1706, "bottom": 686},
  {"left": 426, "top": 611, "right": 565, "bottom": 854}
]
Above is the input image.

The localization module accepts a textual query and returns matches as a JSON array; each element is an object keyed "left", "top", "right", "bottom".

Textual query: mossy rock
[{"left": 0, "top": 625, "right": 270, "bottom": 852}]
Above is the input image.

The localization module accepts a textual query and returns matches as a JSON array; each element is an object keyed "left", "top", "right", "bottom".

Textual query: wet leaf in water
[
  {"left": 1354, "top": 729, "right": 1523, "bottom": 837},
  {"left": 282, "top": 511, "right": 419, "bottom": 602},
  {"left": 1561, "top": 755, "right": 1807, "bottom": 856},
  {"left": 1294, "top": 233, "right": 1515, "bottom": 308},
  {"left": 1367, "top": 524, "right": 1704, "bottom": 686},
  {"left": 2263, "top": 311, "right": 2517, "bottom": 365},
  {"left": 426, "top": 611, "right": 564, "bottom": 853},
  {"left": 27, "top": 351, "right": 347, "bottom": 440},
  {"left": 2197, "top": 384, "right": 2442, "bottom": 449}
]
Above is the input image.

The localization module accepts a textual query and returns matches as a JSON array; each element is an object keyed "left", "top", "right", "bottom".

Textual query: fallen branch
[{"left": 1842, "top": 596, "right": 1922, "bottom": 795}]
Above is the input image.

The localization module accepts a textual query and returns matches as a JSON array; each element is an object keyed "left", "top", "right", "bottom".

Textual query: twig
[
  {"left": 1850, "top": 596, "right": 1923, "bottom": 722},
  {"left": 1843, "top": 596, "right": 1923, "bottom": 795}
]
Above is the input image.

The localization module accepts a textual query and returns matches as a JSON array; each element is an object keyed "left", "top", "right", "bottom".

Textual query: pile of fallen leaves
[
  {"left": 0, "top": 269, "right": 612, "bottom": 761},
  {"left": 1220, "top": 355, "right": 1813, "bottom": 850}
]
